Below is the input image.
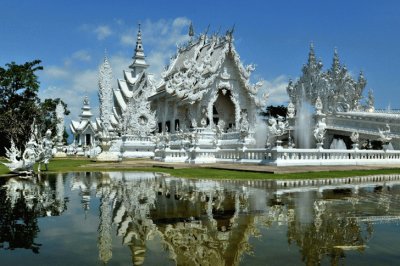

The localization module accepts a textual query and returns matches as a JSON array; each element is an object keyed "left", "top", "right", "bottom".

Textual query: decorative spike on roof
[
  {"left": 129, "top": 23, "right": 149, "bottom": 76},
  {"left": 307, "top": 42, "right": 317, "bottom": 67},
  {"left": 188, "top": 22, "right": 194, "bottom": 37}
]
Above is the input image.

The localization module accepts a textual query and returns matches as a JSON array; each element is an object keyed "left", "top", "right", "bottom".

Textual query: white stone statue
[
  {"left": 268, "top": 117, "right": 288, "bottom": 137},
  {"left": 217, "top": 119, "right": 226, "bottom": 134},
  {"left": 315, "top": 96, "right": 323, "bottom": 115},
  {"left": 2, "top": 139, "right": 36, "bottom": 174},
  {"left": 239, "top": 112, "right": 250, "bottom": 140},
  {"left": 350, "top": 131, "right": 359, "bottom": 149},
  {"left": 267, "top": 116, "right": 289, "bottom": 147},
  {"left": 378, "top": 124, "right": 392, "bottom": 143},
  {"left": 38, "top": 129, "right": 54, "bottom": 171},
  {"left": 350, "top": 131, "right": 359, "bottom": 143},
  {"left": 287, "top": 101, "right": 295, "bottom": 119},
  {"left": 366, "top": 89, "right": 375, "bottom": 112},
  {"left": 313, "top": 118, "right": 327, "bottom": 145},
  {"left": 4, "top": 139, "right": 20, "bottom": 164}
]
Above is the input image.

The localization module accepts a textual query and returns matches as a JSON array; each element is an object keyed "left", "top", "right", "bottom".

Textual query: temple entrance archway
[{"left": 210, "top": 89, "right": 236, "bottom": 131}]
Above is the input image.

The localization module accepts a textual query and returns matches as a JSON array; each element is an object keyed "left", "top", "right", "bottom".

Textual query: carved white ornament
[
  {"left": 55, "top": 102, "right": 65, "bottom": 143},
  {"left": 122, "top": 96, "right": 157, "bottom": 137},
  {"left": 287, "top": 101, "right": 295, "bottom": 119},
  {"left": 287, "top": 45, "right": 368, "bottom": 113},
  {"left": 98, "top": 55, "right": 114, "bottom": 130}
]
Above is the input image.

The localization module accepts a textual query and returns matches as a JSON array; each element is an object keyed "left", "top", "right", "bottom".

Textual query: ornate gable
[{"left": 159, "top": 31, "right": 265, "bottom": 106}]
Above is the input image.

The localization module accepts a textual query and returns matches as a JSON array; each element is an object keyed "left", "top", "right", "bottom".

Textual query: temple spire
[
  {"left": 307, "top": 42, "right": 316, "bottom": 67},
  {"left": 331, "top": 47, "right": 340, "bottom": 74},
  {"left": 79, "top": 96, "right": 93, "bottom": 121},
  {"left": 129, "top": 23, "right": 149, "bottom": 76}
]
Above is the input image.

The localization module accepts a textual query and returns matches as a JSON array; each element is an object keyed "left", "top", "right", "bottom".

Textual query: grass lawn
[{"left": 2, "top": 157, "right": 400, "bottom": 180}]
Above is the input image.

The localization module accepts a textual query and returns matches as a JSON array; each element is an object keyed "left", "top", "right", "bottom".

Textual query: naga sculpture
[{"left": 2, "top": 125, "right": 54, "bottom": 174}]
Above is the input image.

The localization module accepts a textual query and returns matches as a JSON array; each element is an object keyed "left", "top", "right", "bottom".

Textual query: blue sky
[{"left": 1, "top": 0, "right": 400, "bottom": 126}]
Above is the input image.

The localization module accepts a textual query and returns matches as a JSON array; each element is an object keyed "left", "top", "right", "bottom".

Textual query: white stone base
[
  {"left": 188, "top": 156, "right": 217, "bottom": 164},
  {"left": 162, "top": 156, "right": 188, "bottom": 163},
  {"left": 53, "top": 152, "right": 67, "bottom": 158},
  {"left": 122, "top": 151, "right": 155, "bottom": 158},
  {"left": 95, "top": 151, "right": 121, "bottom": 162}
]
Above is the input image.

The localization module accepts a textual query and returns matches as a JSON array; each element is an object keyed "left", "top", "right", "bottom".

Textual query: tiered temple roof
[
  {"left": 113, "top": 25, "right": 156, "bottom": 118},
  {"left": 70, "top": 96, "right": 97, "bottom": 135}
]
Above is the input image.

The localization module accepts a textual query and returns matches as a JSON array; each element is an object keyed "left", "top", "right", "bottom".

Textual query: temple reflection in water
[{"left": 1, "top": 172, "right": 400, "bottom": 265}]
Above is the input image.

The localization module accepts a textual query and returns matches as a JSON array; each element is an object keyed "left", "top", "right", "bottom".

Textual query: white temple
[
  {"left": 68, "top": 23, "right": 400, "bottom": 166},
  {"left": 70, "top": 96, "right": 98, "bottom": 156}
]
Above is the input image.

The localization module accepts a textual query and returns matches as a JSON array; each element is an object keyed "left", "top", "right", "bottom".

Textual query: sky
[{"left": 1, "top": 0, "right": 400, "bottom": 131}]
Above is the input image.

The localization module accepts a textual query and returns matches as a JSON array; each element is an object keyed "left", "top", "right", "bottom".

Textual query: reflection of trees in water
[
  {"left": 0, "top": 175, "right": 68, "bottom": 254},
  {"left": 285, "top": 196, "right": 376, "bottom": 265},
  {"left": 287, "top": 213, "right": 372, "bottom": 265},
  {"left": 0, "top": 187, "right": 40, "bottom": 253}
]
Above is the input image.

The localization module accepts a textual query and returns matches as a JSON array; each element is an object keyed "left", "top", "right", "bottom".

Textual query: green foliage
[
  {"left": 261, "top": 105, "right": 288, "bottom": 118},
  {"left": 0, "top": 60, "right": 43, "bottom": 154},
  {"left": 0, "top": 60, "right": 71, "bottom": 155},
  {"left": 37, "top": 98, "right": 70, "bottom": 143}
]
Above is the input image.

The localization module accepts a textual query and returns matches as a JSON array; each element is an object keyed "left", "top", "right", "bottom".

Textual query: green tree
[
  {"left": 0, "top": 60, "right": 43, "bottom": 154},
  {"left": 260, "top": 105, "right": 288, "bottom": 118},
  {"left": 0, "top": 60, "right": 70, "bottom": 155},
  {"left": 37, "top": 98, "right": 70, "bottom": 143}
]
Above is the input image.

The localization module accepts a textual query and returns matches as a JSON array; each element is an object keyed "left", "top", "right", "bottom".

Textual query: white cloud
[
  {"left": 43, "top": 66, "right": 69, "bottom": 78},
  {"left": 264, "top": 75, "right": 289, "bottom": 105},
  {"left": 108, "top": 54, "right": 131, "bottom": 89},
  {"left": 120, "top": 33, "right": 135, "bottom": 46},
  {"left": 71, "top": 69, "right": 98, "bottom": 93},
  {"left": 94, "top": 25, "right": 112, "bottom": 40},
  {"left": 142, "top": 17, "right": 190, "bottom": 79},
  {"left": 72, "top": 50, "right": 91, "bottom": 62}
]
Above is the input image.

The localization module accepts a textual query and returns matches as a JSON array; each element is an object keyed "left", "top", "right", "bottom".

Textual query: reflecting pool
[{"left": 1, "top": 172, "right": 400, "bottom": 265}]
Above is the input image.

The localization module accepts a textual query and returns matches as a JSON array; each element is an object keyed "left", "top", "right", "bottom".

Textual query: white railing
[
  {"left": 221, "top": 132, "right": 241, "bottom": 140},
  {"left": 122, "top": 135, "right": 152, "bottom": 142},
  {"left": 267, "top": 148, "right": 400, "bottom": 166},
  {"left": 156, "top": 139, "right": 400, "bottom": 166}
]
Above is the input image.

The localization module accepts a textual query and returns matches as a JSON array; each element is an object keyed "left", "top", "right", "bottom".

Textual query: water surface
[{"left": 1, "top": 172, "right": 399, "bottom": 265}]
